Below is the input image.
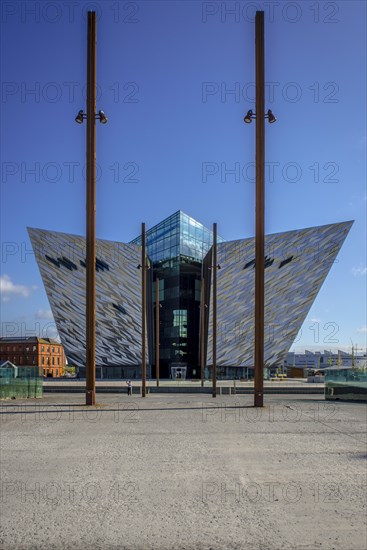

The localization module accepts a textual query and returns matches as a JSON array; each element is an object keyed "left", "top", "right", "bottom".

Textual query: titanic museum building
[{"left": 28, "top": 211, "right": 353, "bottom": 379}]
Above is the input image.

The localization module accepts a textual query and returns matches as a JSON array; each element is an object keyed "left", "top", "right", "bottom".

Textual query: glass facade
[
  {"left": 131, "top": 211, "right": 224, "bottom": 378},
  {"left": 131, "top": 211, "right": 223, "bottom": 264}
]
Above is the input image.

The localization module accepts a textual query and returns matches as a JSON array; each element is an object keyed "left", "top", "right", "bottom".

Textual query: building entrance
[{"left": 170, "top": 364, "right": 187, "bottom": 380}]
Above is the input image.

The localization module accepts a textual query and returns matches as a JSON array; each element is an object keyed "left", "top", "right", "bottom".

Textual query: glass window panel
[
  {"left": 187, "top": 246, "right": 194, "bottom": 258},
  {"left": 181, "top": 220, "right": 189, "bottom": 235},
  {"left": 188, "top": 223, "right": 196, "bottom": 237},
  {"left": 196, "top": 227, "right": 204, "bottom": 242},
  {"left": 182, "top": 245, "right": 189, "bottom": 257},
  {"left": 155, "top": 228, "right": 162, "bottom": 239}
]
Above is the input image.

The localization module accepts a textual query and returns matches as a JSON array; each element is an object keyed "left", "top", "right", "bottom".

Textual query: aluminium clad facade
[
  {"left": 28, "top": 214, "right": 353, "bottom": 379},
  {"left": 205, "top": 221, "right": 353, "bottom": 371},
  {"left": 28, "top": 227, "right": 146, "bottom": 377}
]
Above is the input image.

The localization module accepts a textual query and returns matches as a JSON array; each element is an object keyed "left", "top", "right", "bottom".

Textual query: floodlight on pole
[
  {"left": 267, "top": 109, "right": 277, "bottom": 123},
  {"left": 75, "top": 109, "right": 108, "bottom": 125},
  {"left": 243, "top": 11, "right": 277, "bottom": 408},
  {"left": 75, "top": 110, "right": 85, "bottom": 124},
  {"left": 74, "top": 12, "right": 108, "bottom": 406},
  {"left": 97, "top": 110, "right": 108, "bottom": 124},
  {"left": 244, "top": 109, "right": 254, "bottom": 123},
  {"left": 243, "top": 109, "right": 277, "bottom": 124}
]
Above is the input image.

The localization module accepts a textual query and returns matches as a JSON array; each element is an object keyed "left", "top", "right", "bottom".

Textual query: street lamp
[
  {"left": 74, "top": 11, "right": 108, "bottom": 406},
  {"left": 244, "top": 11, "right": 276, "bottom": 408}
]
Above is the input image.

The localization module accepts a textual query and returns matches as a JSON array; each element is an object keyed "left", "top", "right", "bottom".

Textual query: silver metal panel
[
  {"left": 28, "top": 228, "right": 145, "bottom": 368},
  {"left": 206, "top": 221, "right": 353, "bottom": 367}
]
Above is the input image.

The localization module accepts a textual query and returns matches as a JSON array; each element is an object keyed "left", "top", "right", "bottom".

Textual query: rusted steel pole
[
  {"left": 254, "top": 10, "right": 265, "bottom": 408},
  {"left": 141, "top": 223, "right": 147, "bottom": 397},
  {"left": 200, "top": 277, "right": 205, "bottom": 387},
  {"left": 212, "top": 223, "right": 217, "bottom": 398},
  {"left": 156, "top": 277, "right": 160, "bottom": 387},
  {"left": 86, "top": 11, "right": 96, "bottom": 406}
]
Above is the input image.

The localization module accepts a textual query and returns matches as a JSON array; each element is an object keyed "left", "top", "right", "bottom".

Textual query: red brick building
[{"left": 0, "top": 337, "right": 66, "bottom": 377}]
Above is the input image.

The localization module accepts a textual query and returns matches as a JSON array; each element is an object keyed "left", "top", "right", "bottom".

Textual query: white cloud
[
  {"left": 352, "top": 266, "right": 367, "bottom": 276},
  {"left": 357, "top": 326, "right": 367, "bottom": 333},
  {"left": 0, "top": 274, "right": 36, "bottom": 302},
  {"left": 35, "top": 309, "right": 54, "bottom": 320},
  {"left": 45, "top": 325, "right": 60, "bottom": 340}
]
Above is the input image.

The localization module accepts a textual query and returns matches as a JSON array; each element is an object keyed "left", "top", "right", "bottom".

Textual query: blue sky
[{"left": 1, "top": 0, "right": 366, "bottom": 353}]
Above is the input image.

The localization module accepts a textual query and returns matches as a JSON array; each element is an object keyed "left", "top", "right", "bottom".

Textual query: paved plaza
[{"left": 0, "top": 393, "right": 366, "bottom": 550}]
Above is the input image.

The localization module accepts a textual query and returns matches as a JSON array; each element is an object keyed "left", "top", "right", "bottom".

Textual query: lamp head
[
  {"left": 244, "top": 109, "right": 253, "bottom": 124},
  {"left": 267, "top": 109, "right": 277, "bottom": 123},
  {"left": 75, "top": 110, "right": 85, "bottom": 124},
  {"left": 98, "top": 110, "right": 108, "bottom": 124}
]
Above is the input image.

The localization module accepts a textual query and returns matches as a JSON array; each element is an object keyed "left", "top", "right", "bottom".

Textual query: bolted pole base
[
  {"left": 86, "top": 389, "right": 96, "bottom": 406},
  {"left": 254, "top": 392, "right": 263, "bottom": 408}
]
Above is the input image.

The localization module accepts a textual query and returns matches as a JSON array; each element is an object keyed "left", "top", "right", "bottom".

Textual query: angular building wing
[
  {"left": 205, "top": 221, "right": 353, "bottom": 370},
  {"left": 28, "top": 228, "right": 145, "bottom": 376}
]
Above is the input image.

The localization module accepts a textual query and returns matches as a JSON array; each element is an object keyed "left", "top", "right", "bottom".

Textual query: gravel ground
[{"left": 0, "top": 394, "right": 366, "bottom": 550}]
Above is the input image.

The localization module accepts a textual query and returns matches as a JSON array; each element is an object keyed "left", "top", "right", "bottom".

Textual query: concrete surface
[{"left": 0, "top": 393, "right": 366, "bottom": 550}]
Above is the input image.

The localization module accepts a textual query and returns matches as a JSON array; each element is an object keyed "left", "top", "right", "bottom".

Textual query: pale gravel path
[{"left": 0, "top": 394, "right": 366, "bottom": 550}]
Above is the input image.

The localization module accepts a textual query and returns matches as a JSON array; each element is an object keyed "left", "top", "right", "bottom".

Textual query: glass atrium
[{"left": 131, "top": 211, "right": 224, "bottom": 378}]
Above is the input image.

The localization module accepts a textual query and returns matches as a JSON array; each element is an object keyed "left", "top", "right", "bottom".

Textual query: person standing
[{"left": 126, "top": 380, "right": 132, "bottom": 396}]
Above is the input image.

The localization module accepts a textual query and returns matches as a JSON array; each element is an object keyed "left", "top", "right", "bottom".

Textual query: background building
[
  {"left": 29, "top": 213, "right": 353, "bottom": 380},
  {"left": 0, "top": 337, "right": 66, "bottom": 377},
  {"left": 284, "top": 350, "right": 367, "bottom": 377}
]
